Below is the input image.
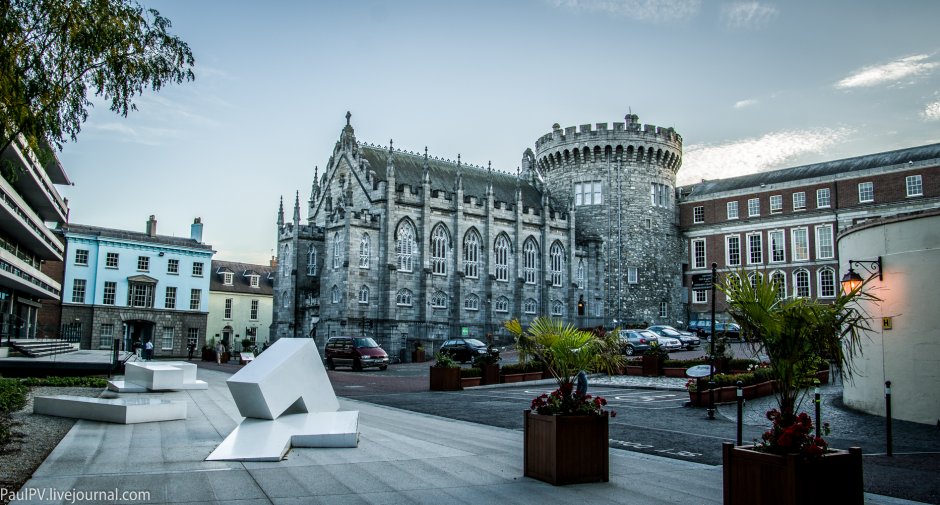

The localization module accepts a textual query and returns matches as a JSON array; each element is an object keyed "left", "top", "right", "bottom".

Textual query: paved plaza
[{"left": 8, "top": 364, "right": 935, "bottom": 504}]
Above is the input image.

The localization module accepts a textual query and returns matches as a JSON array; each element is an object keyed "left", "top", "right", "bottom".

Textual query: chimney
[
  {"left": 190, "top": 217, "right": 203, "bottom": 243},
  {"left": 146, "top": 215, "right": 157, "bottom": 237},
  {"left": 270, "top": 255, "right": 277, "bottom": 268}
]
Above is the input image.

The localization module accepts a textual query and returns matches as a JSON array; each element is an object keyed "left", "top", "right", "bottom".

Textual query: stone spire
[
  {"left": 293, "top": 191, "right": 301, "bottom": 224},
  {"left": 339, "top": 111, "right": 357, "bottom": 152},
  {"left": 455, "top": 153, "right": 463, "bottom": 190},
  {"left": 423, "top": 146, "right": 431, "bottom": 184},
  {"left": 310, "top": 166, "right": 319, "bottom": 202},
  {"left": 386, "top": 138, "right": 396, "bottom": 178},
  {"left": 486, "top": 161, "right": 493, "bottom": 195},
  {"left": 277, "top": 196, "right": 284, "bottom": 227}
]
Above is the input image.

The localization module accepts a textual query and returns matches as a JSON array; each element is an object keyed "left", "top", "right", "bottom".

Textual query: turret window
[
  {"left": 523, "top": 238, "right": 538, "bottom": 284},
  {"left": 574, "top": 181, "right": 602, "bottom": 206}
]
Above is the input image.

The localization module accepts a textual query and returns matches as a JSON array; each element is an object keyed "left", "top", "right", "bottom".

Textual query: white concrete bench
[
  {"left": 34, "top": 395, "right": 187, "bottom": 424},
  {"left": 207, "top": 339, "right": 359, "bottom": 461},
  {"left": 108, "top": 361, "right": 208, "bottom": 392}
]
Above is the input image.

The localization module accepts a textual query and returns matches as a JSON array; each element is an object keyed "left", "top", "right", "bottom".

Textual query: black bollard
[
  {"left": 815, "top": 386, "right": 821, "bottom": 437},
  {"left": 885, "top": 381, "right": 893, "bottom": 457},
  {"left": 736, "top": 381, "right": 743, "bottom": 446},
  {"left": 708, "top": 380, "right": 716, "bottom": 420}
]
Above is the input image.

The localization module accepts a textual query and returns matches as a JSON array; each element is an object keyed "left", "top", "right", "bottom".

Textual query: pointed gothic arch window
[
  {"left": 281, "top": 244, "right": 291, "bottom": 277},
  {"left": 494, "top": 296, "right": 509, "bottom": 313},
  {"left": 523, "top": 238, "right": 538, "bottom": 284},
  {"left": 331, "top": 285, "right": 341, "bottom": 304},
  {"left": 464, "top": 294, "right": 480, "bottom": 311},
  {"left": 430, "top": 224, "right": 449, "bottom": 275},
  {"left": 358, "top": 285, "right": 369, "bottom": 304},
  {"left": 463, "top": 229, "right": 481, "bottom": 278},
  {"left": 332, "top": 232, "right": 342, "bottom": 269},
  {"left": 396, "top": 221, "right": 416, "bottom": 272},
  {"left": 359, "top": 234, "right": 370, "bottom": 269},
  {"left": 396, "top": 288, "right": 413, "bottom": 306},
  {"left": 818, "top": 267, "right": 836, "bottom": 298},
  {"left": 550, "top": 299, "right": 564, "bottom": 316},
  {"left": 794, "top": 269, "right": 810, "bottom": 298},
  {"left": 494, "top": 234, "right": 511, "bottom": 282},
  {"left": 430, "top": 291, "right": 448, "bottom": 308},
  {"left": 550, "top": 242, "right": 565, "bottom": 287},
  {"left": 307, "top": 246, "right": 317, "bottom": 276},
  {"left": 576, "top": 259, "right": 585, "bottom": 289},
  {"left": 523, "top": 298, "right": 537, "bottom": 314}
]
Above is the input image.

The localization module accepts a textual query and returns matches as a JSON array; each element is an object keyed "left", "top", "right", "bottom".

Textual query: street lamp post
[{"left": 707, "top": 262, "right": 717, "bottom": 420}]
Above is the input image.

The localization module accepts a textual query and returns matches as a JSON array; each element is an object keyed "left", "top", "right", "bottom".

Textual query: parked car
[
  {"left": 687, "top": 320, "right": 742, "bottom": 340},
  {"left": 324, "top": 336, "right": 389, "bottom": 371},
  {"left": 618, "top": 330, "right": 659, "bottom": 356},
  {"left": 646, "top": 325, "right": 700, "bottom": 349},
  {"left": 438, "top": 338, "right": 489, "bottom": 363},
  {"left": 644, "top": 329, "right": 682, "bottom": 352}
]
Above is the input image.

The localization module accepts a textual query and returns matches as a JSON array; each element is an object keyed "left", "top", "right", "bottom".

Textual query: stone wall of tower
[{"left": 535, "top": 116, "right": 686, "bottom": 326}]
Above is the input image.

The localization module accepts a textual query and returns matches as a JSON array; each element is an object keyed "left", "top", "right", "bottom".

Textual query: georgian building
[
  {"left": 0, "top": 136, "right": 71, "bottom": 340},
  {"left": 273, "top": 113, "right": 686, "bottom": 358},
  {"left": 678, "top": 143, "right": 940, "bottom": 320},
  {"left": 59, "top": 216, "right": 214, "bottom": 356},
  {"left": 207, "top": 259, "right": 275, "bottom": 352}
]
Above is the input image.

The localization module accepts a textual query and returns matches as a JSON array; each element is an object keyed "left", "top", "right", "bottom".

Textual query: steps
[{"left": 9, "top": 339, "right": 78, "bottom": 357}]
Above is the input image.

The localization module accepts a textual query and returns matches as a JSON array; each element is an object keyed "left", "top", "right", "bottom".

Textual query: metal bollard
[
  {"left": 708, "top": 380, "right": 716, "bottom": 420},
  {"left": 815, "top": 386, "right": 821, "bottom": 437},
  {"left": 736, "top": 381, "right": 743, "bottom": 445},
  {"left": 885, "top": 381, "right": 893, "bottom": 457}
]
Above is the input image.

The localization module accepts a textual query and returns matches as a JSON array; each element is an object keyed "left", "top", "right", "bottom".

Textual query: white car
[{"left": 640, "top": 329, "right": 681, "bottom": 351}]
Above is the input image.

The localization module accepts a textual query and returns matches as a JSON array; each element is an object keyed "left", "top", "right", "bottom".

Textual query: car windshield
[
  {"left": 464, "top": 339, "right": 486, "bottom": 347},
  {"left": 660, "top": 328, "right": 681, "bottom": 336},
  {"left": 638, "top": 330, "right": 658, "bottom": 339},
  {"left": 353, "top": 337, "right": 379, "bottom": 348}
]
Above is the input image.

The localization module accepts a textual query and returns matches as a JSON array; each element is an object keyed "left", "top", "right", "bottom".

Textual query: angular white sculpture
[
  {"left": 108, "top": 361, "right": 208, "bottom": 392},
  {"left": 34, "top": 395, "right": 186, "bottom": 424},
  {"left": 207, "top": 338, "right": 359, "bottom": 461}
]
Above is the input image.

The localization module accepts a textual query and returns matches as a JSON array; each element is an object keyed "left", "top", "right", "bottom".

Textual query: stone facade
[{"left": 273, "top": 113, "right": 684, "bottom": 359}]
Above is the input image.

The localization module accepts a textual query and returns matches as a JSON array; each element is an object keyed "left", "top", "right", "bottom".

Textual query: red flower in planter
[
  {"left": 530, "top": 386, "right": 614, "bottom": 417},
  {"left": 758, "top": 408, "right": 831, "bottom": 457}
]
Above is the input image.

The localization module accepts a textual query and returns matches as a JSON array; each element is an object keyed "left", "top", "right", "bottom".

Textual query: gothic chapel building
[{"left": 272, "top": 113, "right": 686, "bottom": 358}]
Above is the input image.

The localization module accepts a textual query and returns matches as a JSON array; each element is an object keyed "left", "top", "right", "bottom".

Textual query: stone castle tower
[{"left": 534, "top": 114, "right": 684, "bottom": 325}]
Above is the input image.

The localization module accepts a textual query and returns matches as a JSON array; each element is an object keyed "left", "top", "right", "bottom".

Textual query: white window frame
[
  {"left": 523, "top": 298, "right": 537, "bottom": 314},
  {"left": 858, "top": 182, "right": 874, "bottom": 203},
  {"left": 523, "top": 238, "right": 538, "bottom": 284},
  {"left": 494, "top": 235, "right": 510, "bottom": 282},
  {"left": 189, "top": 289, "right": 201, "bottom": 311},
  {"left": 747, "top": 198, "right": 760, "bottom": 217},
  {"left": 818, "top": 268, "right": 836, "bottom": 299},
  {"left": 100, "top": 323, "right": 114, "bottom": 348},
  {"left": 358, "top": 285, "right": 370, "bottom": 304},
  {"left": 693, "top": 206, "right": 704, "bottom": 224},
  {"left": 464, "top": 294, "right": 480, "bottom": 311},
  {"left": 816, "top": 188, "right": 831, "bottom": 208},
  {"left": 331, "top": 285, "right": 341, "bottom": 304},
  {"left": 659, "top": 301, "right": 668, "bottom": 318},
  {"left": 187, "top": 328, "right": 199, "bottom": 348},
  {"left": 167, "top": 258, "right": 178, "bottom": 274},
  {"left": 771, "top": 271, "right": 787, "bottom": 300},
  {"left": 769, "top": 230, "right": 785, "bottom": 263},
  {"left": 793, "top": 269, "right": 810, "bottom": 298},
  {"left": 192, "top": 262, "right": 204, "bottom": 277},
  {"left": 250, "top": 299, "right": 259, "bottom": 320},
  {"left": 105, "top": 252, "right": 119, "bottom": 269},
  {"left": 359, "top": 234, "right": 371, "bottom": 269},
  {"left": 397, "top": 222, "right": 416, "bottom": 272},
  {"left": 307, "top": 247, "right": 317, "bottom": 276},
  {"left": 550, "top": 299, "right": 564, "bottom": 316},
  {"left": 815, "top": 224, "right": 834, "bottom": 259},
  {"left": 792, "top": 228, "right": 809, "bottom": 262},
  {"left": 627, "top": 267, "right": 638, "bottom": 284},
  {"left": 249, "top": 275, "right": 260, "bottom": 288},
  {"left": 71, "top": 279, "right": 86, "bottom": 303},
  {"left": 161, "top": 327, "right": 174, "bottom": 351},
  {"left": 138, "top": 256, "right": 149, "bottom": 272},
  {"left": 725, "top": 235, "right": 741, "bottom": 266},
  {"left": 906, "top": 174, "right": 923, "bottom": 197},
  {"left": 463, "top": 231, "right": 481, "bottom": 278},
  {"left": 494, "top": 296, "right": 509, "bottom": 313},
  {"left": 769, "top": 195, "right": 783, "bottom": 214},
  {"left": 747, "top": 232, "right": 763, "bottom": 265},
  {"left": 576, "top": 260, "right": 585, "bottom": 289},
  {"left": 103, "top": 281, "right": 116, "bottom": 306},
  {"left": 223, "top": 272, "right": 233, "bottom": 286},
  {"left": 550, "top": 242, "right": 564, "bottom": 287},
  {"left": 430, "top": 225, "right": 448, "bottom": 275},
  {"left": 396, "top": 289, "right": 413, "bottom": 307},
  {"left": 164, "top": 287, "right": 176, "bottom": 309},
  {"left": 691, "top": 238, "right": 706, "bottom": 269},
  {"left": 726, "top": 201, "right": 738, "bottom": 220},
  {"left": 792, "top": 192, "right": 806, "bottom": 211},
  {"left": 75, "top": 249, "right": 89, "bottom": 266},
  {"left": 224, "top": 298, "right": 233, "bottom": 319},
  {"left": 332, "top": 232, "right": 342, "bottom": 269},
  {"left": 430, "top": 291, "right": 447, "bottom": 308},
  {"left": 692, "top": 289, "right": 707, "bottom": 304}
]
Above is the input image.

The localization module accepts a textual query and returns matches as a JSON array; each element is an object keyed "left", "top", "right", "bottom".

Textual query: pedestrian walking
[
  {"left": 187, "top": 342, "right": 196, "bottom": 360},
  {"left": 216, "top": 341, "right": 224, "bottom": 365},
  {"left": 144, "top": 339, "right": 154, "bottom": 360}
]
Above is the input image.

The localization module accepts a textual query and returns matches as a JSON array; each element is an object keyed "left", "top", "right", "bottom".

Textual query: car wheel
[
  {"left": 352, "top": 359, "right": 362, "bottom": 371},
  {"left": 326, "top": 358, "right": 335, "bottom": 371},
  {"left": 625, "top": 345, "right": 635, "bottom": 356},
  {"left": 379, "top": 365, "right": 388, "bottom": 371}
]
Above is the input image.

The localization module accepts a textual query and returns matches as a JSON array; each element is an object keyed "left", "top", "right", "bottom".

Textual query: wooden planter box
[
  {"left": 429, "top": 367, "right": 462, "bottom": 391},
  {"left": 479, "top": 364, "right": 499, "bottom": 385},
  {"left": 641, "top": 355, "right": 662, "bottom": 376},
  {"left": 501, "top": 373, "right": 527, "bottom": 384},
  {"left": 411, "top": 349, "right": 426, "bottom": 363},
  {"left": 624, "top": 365, "right": 643, "bottom": 376},
  {"left": 524, "top": 372, "right": 543, "bottom": 381},
  {"left": 688, "top": 381, "right": 776, "bottom": 406},
  {"left": 524, "top": 410, "right": 609, "bottom": 485},
  {"left": 663, "top": 367, "right": 687, "bottom": 378},
  {"left": 461, "top": 376, "right": 482, "bottom": 387},
  {"left": 722, "top": 443, "right": 863, "bottom": 505}
]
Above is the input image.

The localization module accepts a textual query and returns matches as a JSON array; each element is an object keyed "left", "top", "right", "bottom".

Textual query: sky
[{"left": 56, "top": 0, "right": 940, "bottom": 264}]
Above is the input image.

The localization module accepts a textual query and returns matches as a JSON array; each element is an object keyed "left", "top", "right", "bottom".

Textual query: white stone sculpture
[
  {"left": 33, "top": 395, "right": 186, "bottom": 424},
  {"left": 108, "top": 361, "right": 208, "bottom": 392},
  {"left": 207, "top": 338, "right": 359, "bottom": 461}
]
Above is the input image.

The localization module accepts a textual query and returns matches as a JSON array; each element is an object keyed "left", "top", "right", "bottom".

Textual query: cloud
[
  {"left": 85, "top": 122, "right": 182, "bottom": 146},
  {"left": 722, "top": 2, "right": 779, "bottom": 29},
  {"left": 677, "top": 127, "right": 853, "bottom": 185},
  {"left": 546, "top": 0, "right": 701, "bottom": 23},
  {"left": 923, "top": 101, "right": 940, "bottom": 121},
  {"left": 835, "top": 54, "right": 938, "bottom": 89},
  {"left": 733, "top": 98, "right": 758, "bottom": 109}
]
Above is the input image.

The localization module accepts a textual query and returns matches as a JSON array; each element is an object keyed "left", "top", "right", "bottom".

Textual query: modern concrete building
[
  {"left": 207, "top": 259, "right": 275, "bottom": 353},
  {"left": 58, "top": 216, "right": 214, "bottom": 356},
  {"left": 839, "top": 209, "right": 940, "bottom": 426},
  {"left": 0, "top": 136, "right": 71, "bottom": 341}
]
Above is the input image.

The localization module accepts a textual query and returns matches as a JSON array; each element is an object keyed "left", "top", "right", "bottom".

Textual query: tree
[
  {"left": 719, "top": 270, "right": 876, "bottom": 420},
  {"left": 0, "top": 0, "right": 195, "bottom": 157}
]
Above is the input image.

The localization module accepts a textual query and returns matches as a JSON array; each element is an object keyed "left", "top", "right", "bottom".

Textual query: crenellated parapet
[{"left": 534, "top": 115, "right": 683, "bottom": 174}]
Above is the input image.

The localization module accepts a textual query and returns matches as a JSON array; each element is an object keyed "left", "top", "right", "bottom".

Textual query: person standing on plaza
[
  {"left": 216, "top": 341, "right": 224, "bottom": 365},
  {"left": 144, "top": 339, "right": 154, "bottom": 361},
  {"left": 187, "top": 341, "right": 196, "bottom": 360}
]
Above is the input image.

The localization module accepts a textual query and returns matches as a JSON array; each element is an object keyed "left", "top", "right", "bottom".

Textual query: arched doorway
[{"left": 221, "top": 325, "right": 233, "bottom": 351}]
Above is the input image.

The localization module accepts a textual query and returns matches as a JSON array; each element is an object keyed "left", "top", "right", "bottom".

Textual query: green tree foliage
[
  {"left": 719, "top": 269, "right": 875, "bottom": 420},
  {"left": 0, "top": 0, "right": 195, "bottom": 155}
]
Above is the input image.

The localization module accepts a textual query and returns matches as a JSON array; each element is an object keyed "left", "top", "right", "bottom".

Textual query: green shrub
[
  {"left": 500, "top": 363, "right": 526, "bottom": 374},
  {"left": 727, "top": 358, "right": 759, "bottom": 370},
  {"left": 19, "top": 376, "right": 108, "bottom": 388},
  {"left": 460, "top": 367, "right": 481, "bottom": 378},
  {"left": 0, "top": 378, "right": 28, "bottom": 414},
  {"left": 432, "top": 352, "right": 458, "bottom": 368}
]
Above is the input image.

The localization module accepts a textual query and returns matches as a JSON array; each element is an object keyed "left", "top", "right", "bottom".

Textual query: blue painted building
[{"left": 59, "top": 216, "right": 215, "bottom": 356}]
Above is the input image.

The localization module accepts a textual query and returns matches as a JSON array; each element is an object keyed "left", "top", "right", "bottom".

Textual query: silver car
[
  {"left": 640, "top": 329, "right": 681, "bottom": 352},
  {"left": 619, "top": 330, "right": 659, "bottom": 356},
  {"left": 647, "top": 325, "right": 701, "bottom": 349}
]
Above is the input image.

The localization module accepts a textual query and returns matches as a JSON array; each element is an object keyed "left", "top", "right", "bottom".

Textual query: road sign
[
  {"left": 691, "top": 273, "right": 714, "bottom": 290},
  {"left": 461, "top": 327, "right": 469, "bottom": 336}
]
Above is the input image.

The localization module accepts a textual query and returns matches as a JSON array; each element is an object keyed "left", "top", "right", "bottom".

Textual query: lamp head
[{"left": 841, "top": 268, "right": 863, "bottom": 294}]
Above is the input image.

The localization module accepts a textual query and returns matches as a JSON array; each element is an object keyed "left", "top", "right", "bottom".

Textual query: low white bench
[
  {"left": 34, "top": 395, "right": 187, "bottom": 424},
  {"left": 108, "top": 361, "right": 208, "bottom": 392}
]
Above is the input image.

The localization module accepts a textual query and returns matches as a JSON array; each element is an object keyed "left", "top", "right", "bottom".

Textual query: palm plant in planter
[
  {"left": 505, "top": 317, "right": 623, "bottom": 485},
  {"left": 429, "top": 352, "right": 462, "bottom": 391},
  {"left": 719, "top": 270, "right": 875, "bottom": 505}
]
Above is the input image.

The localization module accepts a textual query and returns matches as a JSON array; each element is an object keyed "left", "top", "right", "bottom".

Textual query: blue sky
[{"left": 57, "top": 0, "right": 940, "bottom": 264}]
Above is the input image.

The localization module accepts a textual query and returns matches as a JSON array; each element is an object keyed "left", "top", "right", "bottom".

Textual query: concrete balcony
[
  {"left": 0, "top": 172, "right": 65, "bottom": 261},
  {"left": 2, "top": 137, "right": 70, "bottom": 223},
  {"left": 0, "top": 247, "right": 61, "bottom": 299}
]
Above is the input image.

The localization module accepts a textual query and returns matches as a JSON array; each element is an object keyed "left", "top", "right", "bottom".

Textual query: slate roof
[
  {"left": 210, "top": 259, "right": 275, "bottom": 295},
  {"left": 62, "top": 223, "right": 213, "bottom": 251},
  {"left": 357, "top": 145, "right": 547, "bottom": 210},
  {"left": 679, "top": 143, "right": 940, "bottom": 198}
]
